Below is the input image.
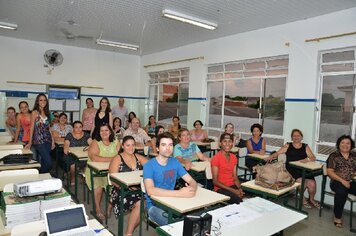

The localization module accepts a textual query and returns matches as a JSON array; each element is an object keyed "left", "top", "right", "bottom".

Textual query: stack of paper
[
  {"left": 40, "top": 189, "right": 71, "bottom": 218},
  {"left": 1, "top": 192, "right": 41, "bottom": 229}
]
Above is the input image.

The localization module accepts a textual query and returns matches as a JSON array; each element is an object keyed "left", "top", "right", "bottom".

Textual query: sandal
[
  {"left": 309, "top": 201, "right": 321, "bottom": 209},
  {"left": 334, "top": 221, "right": 343, "bottom": 228},
  {"left": 303, "top": 201, "right": 312, "bottom": 209},
  {"left": 96, "top": 212, "right": 106, "bottom": 221}
]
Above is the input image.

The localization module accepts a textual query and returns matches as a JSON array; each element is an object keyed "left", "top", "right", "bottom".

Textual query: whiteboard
[
  {"left": 72, "top": 112, "right": 80, "bottom": 122},
  {"left": 6, "top": 98, "right": 35, "bottom": 111},
  {"left": 49, "top": 99, "right": 64, "bottom": 111},
  {"left": 65, "top": 99, "right": 80, "bottom": 111}
]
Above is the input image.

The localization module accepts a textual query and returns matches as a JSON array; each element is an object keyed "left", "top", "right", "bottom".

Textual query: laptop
[{"left": 43, "top": 204, "right": 95, "bottom": 236}]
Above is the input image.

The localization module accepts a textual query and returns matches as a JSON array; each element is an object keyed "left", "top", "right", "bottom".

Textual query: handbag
[{"left": 254, "top": 161, "right": 295, "bottom": 190}]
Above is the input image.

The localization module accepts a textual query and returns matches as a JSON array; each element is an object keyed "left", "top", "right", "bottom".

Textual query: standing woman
[
  {"left": 168, "top": 116, "right": 181, "bottom": 139},
  {"left": 26, "top": 93, "right": 55, "bottom": 173},
  {"left": 82, "top": 98, "right": 97, "bottom": 134},
  {"left": 13, "top": 101, "right": 31, "bottom": 144},
  {"left": 246, "top": 123, "right": 267, "bottom": 172},
  {"left": 326, "top": 135, "right": 356, "bottom": 228},
  {"left": 86, "top": 123, "right": 121, "bottom": 220},
  {"left": 5, "top": 107, "right": 17, "bottom": 140},
  {"left": 109, "top": 135, "right": 147, "bottom": 235},
  {"left": 144, "top": 115, "right": 157, "bottom": 137},
  {"left": 91, "top": 97, "right": 113, "bottom": 140}
]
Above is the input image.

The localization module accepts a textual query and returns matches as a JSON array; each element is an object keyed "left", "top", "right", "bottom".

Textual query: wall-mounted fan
[{"left": 44, "top": 49, "right": 63, "bottom": 67}]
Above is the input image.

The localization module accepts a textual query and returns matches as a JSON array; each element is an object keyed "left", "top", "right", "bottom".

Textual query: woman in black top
[
  {"left": 109, "top": 135, "right": 147, "bottom": 236},
  {"left": 267, "top": 129, "right": 319, "bottom": 209},
  {"left": 91, "top": 97, "right": 113, "bottom": 140}
]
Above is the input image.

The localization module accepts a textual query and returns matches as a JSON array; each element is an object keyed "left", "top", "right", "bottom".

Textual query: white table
[
  {"left": 0, "top": 173, "right": 52, "bottom": 191},
  {"left": 157, "top": 197, "right": 307, "bottom": 236},
  {"left": 11, "top": 219, "right": 113, "bottom": 236}
]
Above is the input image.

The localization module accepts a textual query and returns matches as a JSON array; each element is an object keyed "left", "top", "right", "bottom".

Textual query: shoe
[
  {"left": 334, "top": 221, "right": 342, "bottom": 228},
  {"left": 303, "top": 201, "right": 312, "bottom": 209},
  {"left": 309, "top": 200, "right": 321, "bottom": 209}
]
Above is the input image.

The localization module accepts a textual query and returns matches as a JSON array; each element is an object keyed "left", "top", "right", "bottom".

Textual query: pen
[{"left": 225, "top": 212, "right": 239, "bottom": 217}]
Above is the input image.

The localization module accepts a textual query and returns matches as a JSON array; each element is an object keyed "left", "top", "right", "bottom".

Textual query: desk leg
[
  {"left": 167, "top": 210, "right": 173, "bottom": 224},
  {"left": 118, "top": 186, "right": 124, "bottom": 236},
  {"left": 298, "top": 170, "right": 306, "bottom": 211},
  {"left": 90, "top": 168, "right": 97, "bottom": 217},
  {"left": 74, "top": 160, "right": 78, "bottom": 201}
]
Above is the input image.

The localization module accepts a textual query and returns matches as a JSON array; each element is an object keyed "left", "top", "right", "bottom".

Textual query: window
[
  {"left": 317, "top": 48, "right": 356, "bottom": 155},
  {"left": 206, "top": 56, "right": 288, "bottom": 146},
  {"left": 148, "top": 68, "right": 189, "bottom": 126}
]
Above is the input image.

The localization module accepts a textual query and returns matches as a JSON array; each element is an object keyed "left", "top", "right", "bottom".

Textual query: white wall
[
  {"left": 141, "top": 7, "right": 356, "bottom": 147},
  {"left": 0, "top": 36, "right": 140, "bottom": 96}
]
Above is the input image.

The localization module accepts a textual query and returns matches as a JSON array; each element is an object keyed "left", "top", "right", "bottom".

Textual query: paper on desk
[
  {"left": 208, "top": 204, "right": 262, "bottom": 228},
  {"left": 241, "top": 197, "right": 281, "bottom": 213}
]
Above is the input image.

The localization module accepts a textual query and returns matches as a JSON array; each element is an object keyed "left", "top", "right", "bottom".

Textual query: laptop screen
[{"left": 46, "top": 207, "right": 87, "bottom": 233}]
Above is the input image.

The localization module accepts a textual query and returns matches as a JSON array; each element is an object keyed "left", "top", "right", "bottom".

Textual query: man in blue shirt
[{"left": 143, "top": 132, "right": 197, "bottom": 226}]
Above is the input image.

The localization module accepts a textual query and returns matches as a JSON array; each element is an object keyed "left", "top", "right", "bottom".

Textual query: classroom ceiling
[{"left": 0, "top": 0, "right": 355, "bottom": 55}]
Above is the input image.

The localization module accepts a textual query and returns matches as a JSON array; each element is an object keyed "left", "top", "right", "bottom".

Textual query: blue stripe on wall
[
  {"left": 188, "top": 97, "right": 206, "bottom": 100},
  {"left": 285, "top": 98, "right": 317, "bottom": 102}
]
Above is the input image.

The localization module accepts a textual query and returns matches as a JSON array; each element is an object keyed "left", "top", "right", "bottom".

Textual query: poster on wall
[
  {"left": 65, "top": 99, "right": 80, "bottom": 111},
  {"left": 49, "top": 99, "right": 64, "bottom": 111}
]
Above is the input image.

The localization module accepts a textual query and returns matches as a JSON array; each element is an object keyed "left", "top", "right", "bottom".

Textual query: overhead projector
[{"left": 14, "top": 178, "right": 62, "bottom": 197}]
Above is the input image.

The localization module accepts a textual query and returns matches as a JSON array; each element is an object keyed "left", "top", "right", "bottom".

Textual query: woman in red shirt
[{"left": 211, "top": 133, "right": 244, "bottom": 204}]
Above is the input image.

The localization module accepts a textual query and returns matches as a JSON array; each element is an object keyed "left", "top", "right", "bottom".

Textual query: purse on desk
[{"left": 254, "top": 161, "right": 295, "bottom": 190}]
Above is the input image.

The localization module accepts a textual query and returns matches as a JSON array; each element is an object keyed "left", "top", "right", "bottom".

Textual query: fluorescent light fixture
[
  {"left": 0, "top": 21, "right": 17, "bottom": 30},
  {"left": 96, "top": 39, "right": 139, "bottom": 51},
  {"left": 162, "top": 9, "right": 217, "bottom": 30}
]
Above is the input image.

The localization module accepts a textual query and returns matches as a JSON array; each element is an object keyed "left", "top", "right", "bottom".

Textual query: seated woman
[
  {"left": 326, "top": 135, "right": 356, "bottom": 228},
  {"left": 109, "top": 135, "right": 147, "bottom": 235},
  {"left": 190, "top": 120, "right": 208, "bottom": 142},
  {"left": 267, "top": 129, "right": 319, "bottom": 209},
  {"left": 211, "top": 133, "right": 244, "bottom": 204},
  {"left": 246, "top": 123, "right": 266, "bottom": 172},
  {"left": 52, "top": 113, "right": 73, "bottom": 143},
  {"left": 113, "top": 117, "right": 125, "bottom": 140},
  {"left": 86, "top": 123, "right": 121, "bottom": 220},
  {"left": 174, "top": 128, "right": 210, "bottom": 170},
  {"left": 144, "top": 115, "right": 157, "bottom": 137},
  {"left": 63, "top": 121, "right": 92, "bottom": 185},
  {"left": 168, "top": 116, "right": 181, "bottom": 140}
]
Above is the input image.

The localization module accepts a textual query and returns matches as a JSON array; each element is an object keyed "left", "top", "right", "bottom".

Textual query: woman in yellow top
[{"left": 86, "top": 123, "right": 121, "bottom": 220}]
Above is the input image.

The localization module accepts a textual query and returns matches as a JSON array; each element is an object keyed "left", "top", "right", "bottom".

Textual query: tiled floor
[{"left": 59, "top": 170, "right": 354, "bottom": 236}]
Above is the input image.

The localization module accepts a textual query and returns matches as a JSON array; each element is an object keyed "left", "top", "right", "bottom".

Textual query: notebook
[{"left": 43, "top": 204, "right": 95, "bottom": 236}]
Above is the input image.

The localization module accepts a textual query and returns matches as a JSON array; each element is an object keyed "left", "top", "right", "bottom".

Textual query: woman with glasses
[{"left": 190, "top": 120, "right": 208, "bottom": 142}]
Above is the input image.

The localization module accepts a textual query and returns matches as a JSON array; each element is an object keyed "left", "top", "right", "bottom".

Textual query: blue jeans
[
  {"left": 32, "top": 143, "right": 52, "bottom": 173},
  {"left": 148, "top": 206, "right": 168, "bottom": 226}
]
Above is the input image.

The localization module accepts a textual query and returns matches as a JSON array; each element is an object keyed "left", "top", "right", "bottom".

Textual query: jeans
[
  {"left": 32, "top": 143, "right": 52, "bottom": 173},
  {"left": 148, "top": 206, "right": 169, "bottom": 226},
  {"left": 330, "top": 180, "right": 356, "bottom": 219}
]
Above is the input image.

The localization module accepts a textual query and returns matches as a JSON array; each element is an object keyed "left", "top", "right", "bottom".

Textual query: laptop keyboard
[{"left": 68, "top": 230, "right": 95, "bottom": 236}]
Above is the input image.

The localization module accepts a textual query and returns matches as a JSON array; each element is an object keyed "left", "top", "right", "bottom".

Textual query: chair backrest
[
  {"left": 140, "top": 178, "right": 146, "bottom": 193},
  {"left": 238, "top": 147, "right": 247, "bottom": 157},
  {"left": 107, "top": 173, "right": 112, "bottom": 186},
  {"left": 0, "top": 149, "right": 22, "bottom": 159},
  {"left": 205, "top": 164, "right": 213, "bottom": 180},
  {"left": 210, "top": 142, "right": 219, "bottom": 150},
  {"left": 322, "top": 163, "right": 327, "bottom": 176},
  {"left": 0, "top": 168, "right": 39, "bottom": 177},
  {"left": 3, "top": 183, "right": 14, "bottom": 192}
]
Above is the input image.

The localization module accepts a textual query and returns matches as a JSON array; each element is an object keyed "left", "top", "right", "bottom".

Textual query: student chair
[
  {"left": 237, "top": 148, "right": 253, "bottom": 181},
  {"left": 139, "top": 178, "right": 159, "bottom": 236},
  {"left": 319, "top": 164, "right": 356, "bottom": 231}
]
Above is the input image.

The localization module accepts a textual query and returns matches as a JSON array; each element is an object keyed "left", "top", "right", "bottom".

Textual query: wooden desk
[
  {"left": 241, "top": 180, "right": 301, "bottom": 199},
  {"left": 0, "top": 173, "right": 52, "bottom": 191},
  {"left": 246, "top": 153, "right": 269, "bottom": 161},
  {"left": 10, "top": 219, "right": 113, "bottom": 236},
  {"left": 0, "top": 144, "right": 23, "bottom": 150},
  {"left": 68, "top": 146, "right": 89, "bottom": 199},
  {"left": 0, "top": 160, "right": 40, "bottom": 171},
  {"left": 109, "top": 171, "right": 142, "bottom": 236},
  {"left": 289, "top": 160, "right": 323, "bottom": 211},
  {"left": 87, "top": 161, "right": 110, "bottom": 223},
  {"left": 157, "top": 197, "right": 307, "bottom": 236},
  {"left": 151, "top": 187, "right": 230, "bottom": 223},
  {"left": 189, "top": 161, "right": 210, "bottom": 187}
]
